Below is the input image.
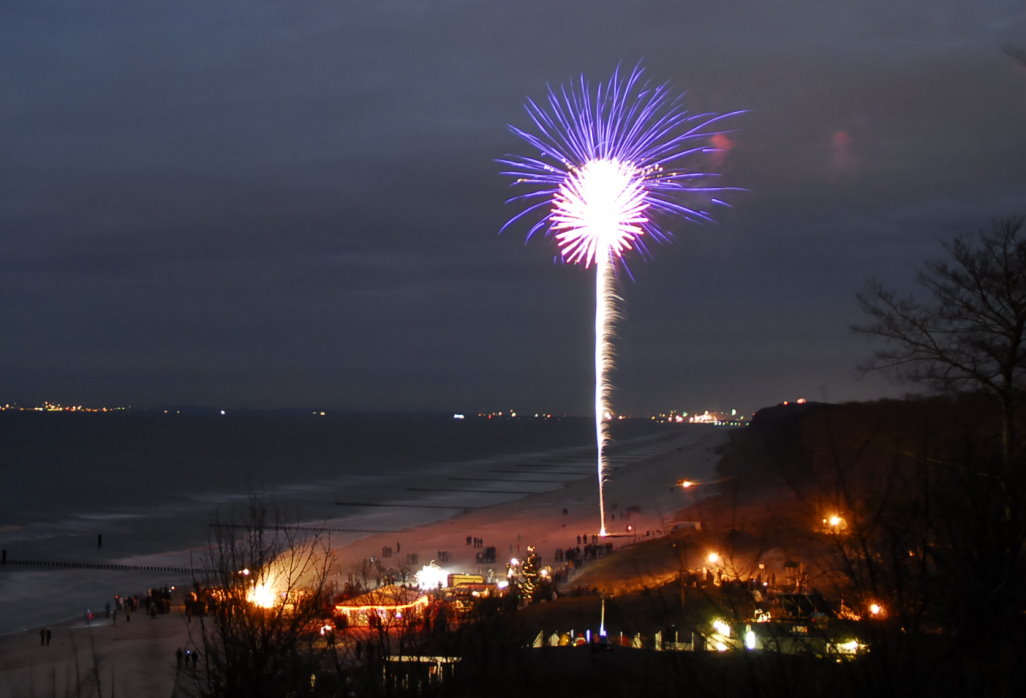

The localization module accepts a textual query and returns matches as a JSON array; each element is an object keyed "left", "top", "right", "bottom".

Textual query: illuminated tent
[{"left": 334, "top": 585, "right": 430, "bottom": 627}]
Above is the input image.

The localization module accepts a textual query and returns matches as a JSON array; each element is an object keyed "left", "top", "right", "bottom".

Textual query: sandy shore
[
  {"left": 0, "top": 426, "right": 727, "bottom": 698},
  {"left": 329, "top": 426, "right": 726, "bottom": 578},
  {"left": 0, "top": 612, "right": 199, "bottom": 698}
]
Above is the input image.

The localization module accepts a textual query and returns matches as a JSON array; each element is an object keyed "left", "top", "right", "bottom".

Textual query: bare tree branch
[{"left": 853, "top": 217, "right": 1026, "bottom": 462}]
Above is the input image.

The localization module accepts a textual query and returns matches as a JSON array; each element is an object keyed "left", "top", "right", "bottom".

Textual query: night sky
[{"left": 3, "top": 1, "right": 1025, "bottom": 416}]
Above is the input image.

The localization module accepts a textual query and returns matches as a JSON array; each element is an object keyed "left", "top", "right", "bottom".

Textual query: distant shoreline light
[
  {"left": 0, "top": 401, "right": 129, "bottom": 413},
  {"left": 1, "top": 402, "right": 751, "bottom": 423}
]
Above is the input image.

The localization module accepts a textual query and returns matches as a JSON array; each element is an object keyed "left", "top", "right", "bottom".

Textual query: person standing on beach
[{"left": 45, "top": 628, "right": 51, "bottom": 645}]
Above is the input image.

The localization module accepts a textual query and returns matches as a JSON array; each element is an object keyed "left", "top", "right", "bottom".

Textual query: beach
[
  {"left": 328, "top": 425, "right": 726, "bottom": 575},
  {"left": 0, "top": 424, "right": 727, "bottom": 697},
  {"left": 0, "top": 413, "right": 664, "bottom": 635}
]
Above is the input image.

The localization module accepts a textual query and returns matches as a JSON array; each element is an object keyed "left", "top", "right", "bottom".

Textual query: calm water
[{"left": 0, "top": 410, "right": 687, "bottom": 635}]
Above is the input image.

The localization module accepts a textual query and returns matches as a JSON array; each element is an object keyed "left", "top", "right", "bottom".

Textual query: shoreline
[
  {"left": 0, "top": 426, "right": 728, "bottom": 697},
  {"left": 0, "top": 418, "right": 687, "bottom": 638},
  {"left": 0, "top": 427, "right": 682, "bottom": 639},
  {"left": 327, "top": 426, "right": 725, "bottom": 569}
]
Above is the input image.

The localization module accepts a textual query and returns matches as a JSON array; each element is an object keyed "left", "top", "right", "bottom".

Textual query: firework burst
[{"left": 499, "top": 63, "right": 742, "bottom": 536}]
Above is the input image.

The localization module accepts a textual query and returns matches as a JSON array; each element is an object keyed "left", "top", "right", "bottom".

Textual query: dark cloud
[{"left": 2, "top": 0, "right": 1025, "bottom": 414}]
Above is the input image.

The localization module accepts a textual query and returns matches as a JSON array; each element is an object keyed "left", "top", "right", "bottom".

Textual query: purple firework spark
[
  {"left": 499, "top": 63, "right": 742, "bottom": 536},
  {"left": 499, "top": 63, "right": 743, "bottom": 273}
]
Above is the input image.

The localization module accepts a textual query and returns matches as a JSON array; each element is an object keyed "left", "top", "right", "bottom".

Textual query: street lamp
[
  {"left": 821, "top": 513, "right": 847, "bottom": 533},
  {"left": 674, "top": 477, "right": 738, "bottom": 529}
]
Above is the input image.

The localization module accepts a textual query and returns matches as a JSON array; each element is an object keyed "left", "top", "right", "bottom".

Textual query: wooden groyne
[{"left": 0, "top": 554, "right": 210, "bottom": 575}]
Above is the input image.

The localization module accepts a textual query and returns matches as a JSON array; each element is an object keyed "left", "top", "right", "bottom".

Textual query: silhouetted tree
[
  {"left": 854, "top": 217, "right": 1026, "bottom": 464},
  {"left": 189, "top": 500, "right": 334, "bottom": 698}
]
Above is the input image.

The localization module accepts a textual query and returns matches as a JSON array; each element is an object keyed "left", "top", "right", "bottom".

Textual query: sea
[{"left": 0, "top": 409, "right": 695, "bottom": 637}]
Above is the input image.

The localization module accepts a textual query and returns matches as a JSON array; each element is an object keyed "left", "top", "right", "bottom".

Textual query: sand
[
  {"left": 331, "top": 426, "right": 725, "bottom": 575},
  {"left": 0, "top": 426, "right": 727, "bottom": 697}
]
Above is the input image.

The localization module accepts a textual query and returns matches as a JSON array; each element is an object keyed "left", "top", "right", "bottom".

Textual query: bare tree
[
  {"left": 853, "top": 217, "right": 1026, "bottom": 464},
  {"left": 803, "top": 401, "right": 1026, "bottom": 690},
  {"left": 735, "top": 400, "right": 1026, "bottom": 692},
  {"left": 187, "top": 500, "right": 335, "bottom": 698}
]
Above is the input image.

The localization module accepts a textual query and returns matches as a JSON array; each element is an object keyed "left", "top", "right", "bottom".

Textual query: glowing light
[
  {"left": 707, "top": 552, "right": 721, "bottom": 564},
  {"left": 679, "top": 479, "right": 694, "bottom": 488},
  {"left": 247, "top": 582, "right": 278, "bottom": 609},
  {"left": 594, "top": 250, "right": 615, "bottom": 536},
  {"left": 712, "top": 618, "right": 731, "bottom": 637},
  {"left": 414, "top": 562, "right": 448, "bottom": 590},
  {"left": 744, "top": 625, "right": 756, "bottom": 650},
  {"left": 501, "top": 64, "right": 743, "bottom": 536},
  {"left": 832, "top": 639, "right": 866, "bottom": 656},
  {"left": 822, "top": 514, "right": 847, "bottom": 533},
  {"left": 333, "top": 586, "right": 431, "bottom": 625},
  {"left": 868, "top": 602, "right": 885, "bottom": 617}
]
